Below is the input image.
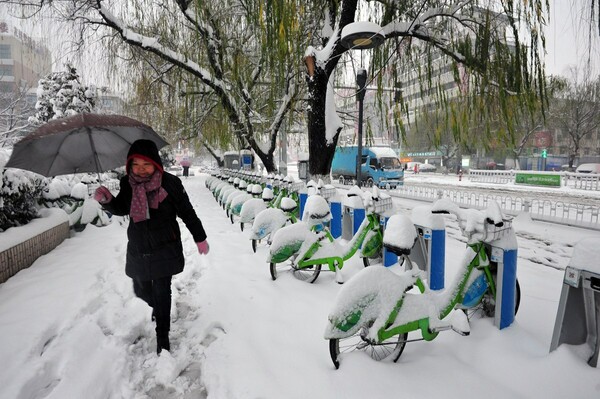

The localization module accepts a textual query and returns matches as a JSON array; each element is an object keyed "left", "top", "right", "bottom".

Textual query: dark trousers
[{"left": 132, "top": 276, "right": 172, "bottom": 337}]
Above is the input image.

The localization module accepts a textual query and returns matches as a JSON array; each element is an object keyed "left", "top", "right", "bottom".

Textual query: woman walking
[{"left": 94, "top": 139, "right": 209, "bottom": 354}]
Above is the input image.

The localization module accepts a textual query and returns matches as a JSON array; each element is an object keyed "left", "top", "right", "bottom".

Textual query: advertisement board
[{"left": 515, "top": 172, "right": 561, "bottom": 187}]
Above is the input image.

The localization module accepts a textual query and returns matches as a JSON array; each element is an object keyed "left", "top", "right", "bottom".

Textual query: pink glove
[
  {"left": 197, "top": 240, "right": 210, "bottom": 255},
  {"left": 94, "top": 186, "right": 113, "bottom": 204}
]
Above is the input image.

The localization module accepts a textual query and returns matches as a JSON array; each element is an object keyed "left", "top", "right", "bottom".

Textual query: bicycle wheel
[
  {"left": 292, "top": 264, "right": 322, "bottom": 283},
  {"left": 329, "top": 327, "right": 408, "bottom": 369},
  {"left": 362, "top": 254, "right": 382, "bottom": 267},
  {"left": 467, "top": 277, "right": 521, "bottom": 319},
  {"left": 269, "top": 262, "right": 279, "bottom": 280}
]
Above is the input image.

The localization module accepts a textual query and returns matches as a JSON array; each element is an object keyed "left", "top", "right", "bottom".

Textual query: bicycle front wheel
[
  {"left": 329, "top": 328, "right": 408, "bottom": 369},
  {"left": 292, "top": 264, "right": 322, "bottom": 283}
]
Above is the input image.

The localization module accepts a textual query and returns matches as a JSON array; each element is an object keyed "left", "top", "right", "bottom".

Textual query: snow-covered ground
[{"left": 1, "top": 172, "right": 600, "bottom": 399}]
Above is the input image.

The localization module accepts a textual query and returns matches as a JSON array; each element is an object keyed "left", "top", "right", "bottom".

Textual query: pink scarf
[{"left": 128, "top": 171, "right": 168, "bottom": 223}]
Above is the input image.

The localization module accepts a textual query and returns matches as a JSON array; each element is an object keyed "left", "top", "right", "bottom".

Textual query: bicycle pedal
[
  {"left": 356, "top": 341, "right": 370, "bottom": 350},
  {"left": 450, "top": 310, "right": 471, "bottom": 336}
]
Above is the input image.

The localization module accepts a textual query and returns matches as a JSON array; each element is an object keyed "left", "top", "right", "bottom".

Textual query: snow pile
[
  {"left": 301, "top": 195, "right": 331, "bottom": 226},
  {"left": 250, "top": 208, "right": 289, "bottom": 240},
  {"left": 239, "top": 198, "right": 267, "bottom": 224}
]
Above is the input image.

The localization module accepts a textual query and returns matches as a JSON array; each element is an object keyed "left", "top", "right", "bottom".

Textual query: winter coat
[{"left": 102, "top": 139, "right": 207, "bottom": 281}]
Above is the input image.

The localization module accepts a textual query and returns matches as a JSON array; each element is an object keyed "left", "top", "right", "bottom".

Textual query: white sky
[
  {"left": 544, "top": 0, "right": 600, "bottom": 77},
  {"left": 1, "top": 171, "right": 600, "bottom": 398}
]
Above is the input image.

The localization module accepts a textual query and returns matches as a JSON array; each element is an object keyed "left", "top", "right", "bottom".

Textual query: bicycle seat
[
  {"left": 384, "top": 242, "right": 415, "bottom": 256},
  {"left": 280, "top": 197, "right": 297, "bottom": 212},
  {"left": 302, "top": 195, "right": 332, "bottom": 226},
  {"left": 382, "top": 214, "right": 418, "bottom": 255}
]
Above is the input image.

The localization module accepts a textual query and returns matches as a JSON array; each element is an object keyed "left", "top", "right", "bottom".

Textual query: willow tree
[
  {"left": 297, "top": 0, "right": 548, "bottom": 180},
  {"left": 4, "top": 0, "right": 312, "bottom": 172}
]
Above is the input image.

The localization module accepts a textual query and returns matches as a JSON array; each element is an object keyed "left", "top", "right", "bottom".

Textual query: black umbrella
[{"left": 5, "top": 113, "right": 169, "bottom": 177}]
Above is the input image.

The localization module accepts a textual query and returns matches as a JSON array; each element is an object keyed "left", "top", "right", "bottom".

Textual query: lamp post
[
  {"left": 355, "top": 69, "right": 367, "bottom": 185},
  {"left": 340, "top": 21, "right": 384, "bottom": 186}
]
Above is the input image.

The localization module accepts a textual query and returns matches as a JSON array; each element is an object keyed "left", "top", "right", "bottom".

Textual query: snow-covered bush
[{"left": 0, "top": 168, "right": 47, "bottom": 231}]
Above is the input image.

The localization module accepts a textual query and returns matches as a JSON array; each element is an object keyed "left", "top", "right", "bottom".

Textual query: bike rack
[
  {"left": 550, "top": 237, "right": 600, "bottom": 367},
  {"left": 484, "top": 218, "right": 518, "bottom": 330},
  {"left": 408, "top": 207, "right": 446, "bottom": 289}
]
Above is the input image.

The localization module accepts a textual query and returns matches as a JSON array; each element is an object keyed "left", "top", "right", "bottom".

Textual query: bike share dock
[
  {"left": 550, "top": 237, "right": 600, "bottom": 367},
  {"left": 409, "top": 206, "right": 446, "bottom": 291},
  {"left": 483, "top": 220, "right": 519, "bottom": 330}
]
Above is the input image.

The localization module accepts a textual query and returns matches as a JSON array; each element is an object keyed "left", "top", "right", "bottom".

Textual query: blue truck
[{"left": 331, "top": 146, "right": 404, "bottom": 188}]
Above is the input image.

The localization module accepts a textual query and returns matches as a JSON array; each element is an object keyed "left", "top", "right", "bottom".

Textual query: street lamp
[{"left": 340, "top": 21, "right": 384, "bottom": 186}]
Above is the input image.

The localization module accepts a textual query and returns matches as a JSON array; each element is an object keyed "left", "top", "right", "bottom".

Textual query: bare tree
[
  {"left": 549, "top": 71, "right": 600, "bottom": 169},
  {"left": 0, "top": 83, "right": 35, "bottom": 147}
]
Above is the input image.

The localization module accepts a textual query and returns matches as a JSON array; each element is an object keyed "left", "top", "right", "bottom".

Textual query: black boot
[{"left": 157, "top": 334, "right": 170, "bottom": 355}]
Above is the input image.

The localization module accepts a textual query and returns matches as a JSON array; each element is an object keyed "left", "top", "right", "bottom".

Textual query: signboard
[
  {"left": 406, "top": 151, "right": 442, "bottom": 157},
  {"left": 533, "top": 131, "right": 553, "bottom": 148},
  {"left": 515, "top": 173, "right": 561, "bottom": 187}
]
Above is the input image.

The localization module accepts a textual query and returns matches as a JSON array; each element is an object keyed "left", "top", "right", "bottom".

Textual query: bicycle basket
[
  {"left": 372, "top": 196, "right": 393, "bottom": 214},
  {"left": 319, "top": 186, "right": 337, "bottom": 200},
  {"left": 484, "top": 218, "right": 513, "bottom": 241},
  {"left": 290, "top": 181, "right": 305, "bottom": 193}
]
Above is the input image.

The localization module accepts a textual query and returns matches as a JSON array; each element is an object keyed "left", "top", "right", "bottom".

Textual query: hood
[{"left": 126, "top": 139, "right": 164, "bottom": 174}]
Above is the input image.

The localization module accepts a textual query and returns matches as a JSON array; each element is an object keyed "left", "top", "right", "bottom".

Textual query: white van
[{"left": 575, "top": 163, "right": 600, "bottom": 174}]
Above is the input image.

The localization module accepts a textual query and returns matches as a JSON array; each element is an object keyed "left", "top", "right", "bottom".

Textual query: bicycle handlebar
[{"left": 431, "top": 199, "right": 507, "bottom": 243}]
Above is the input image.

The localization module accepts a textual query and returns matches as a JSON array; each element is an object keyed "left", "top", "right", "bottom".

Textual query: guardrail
[
  {"left": 391, "top": 185, "right": 600, "bottom": 231},
  {"left": 468, "top": 169, "right": 600, "bottom": 191}
]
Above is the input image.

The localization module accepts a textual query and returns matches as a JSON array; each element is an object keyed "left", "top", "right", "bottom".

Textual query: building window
[
  {"left": 0, "top": 81, "right": 14, "bottom": 92},
  {"left": 0, "top": 44, "right": 10, "bottom": 59},
  {"left": 0, "top": 64, "right": 14, "bottom": 76}
]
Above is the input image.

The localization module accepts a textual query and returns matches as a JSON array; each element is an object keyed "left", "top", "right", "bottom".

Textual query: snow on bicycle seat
[
  {"left": 279, "top": 197, "right": 297, "bottom": 212},
  {"left": 383, "top": 214, "right": 417, "bottom": 255},
  {"left": 302, "top": 195, "right": 332, "bottom": 226}
]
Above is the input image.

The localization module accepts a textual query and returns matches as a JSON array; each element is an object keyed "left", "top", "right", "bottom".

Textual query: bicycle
[
  {"left": 267, "top": 186, "right": 392, "bottom": 284},
  {"left": 325, "top": 198, "right": 521, "bottom": 368},
  {"left": 249, "top": 196, "right": 299, "bottom": 253}
]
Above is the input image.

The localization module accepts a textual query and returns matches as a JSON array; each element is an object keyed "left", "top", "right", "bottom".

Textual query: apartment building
[{"left": 0, "top": 20, "right": 51, "bottom": 92}]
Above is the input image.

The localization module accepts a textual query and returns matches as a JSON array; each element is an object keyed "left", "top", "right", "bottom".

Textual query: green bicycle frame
[
  {"left": 376, "top": 241, "right": 494, "bottom": 343},
  {"left": 296, "top": 212, "right": 382, "bottom": 273}
]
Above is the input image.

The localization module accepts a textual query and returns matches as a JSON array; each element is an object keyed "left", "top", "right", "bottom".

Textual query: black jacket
[
  {"left": 102, "top": 139, "right": 207, "bottom": 280},
  {"left": 104, "top": 172, "right": 207, "bottom": 280}
]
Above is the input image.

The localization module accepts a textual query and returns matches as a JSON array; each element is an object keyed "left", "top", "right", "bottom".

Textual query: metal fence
[
  {"left": 392, "top": 185, "right": 600, "bottom": 231},
  {"left": 468, "top": 169, "right": 600, "bottom": 191}
]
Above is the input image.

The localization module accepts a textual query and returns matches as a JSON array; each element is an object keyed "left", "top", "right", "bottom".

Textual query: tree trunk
[
  {"left": 254, "top": 149, "right": 277, "bottom": 173},
  {"left": 306, "top": 64, "right": 340, "bottom": 177}
]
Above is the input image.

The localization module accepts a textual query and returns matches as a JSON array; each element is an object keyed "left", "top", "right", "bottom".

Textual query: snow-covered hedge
[
  {"left": 1, "top": 149, "right": 116, "bottom": 232},
  {"left": 0, "top": 168, "right": 47, "bottom": 232}
]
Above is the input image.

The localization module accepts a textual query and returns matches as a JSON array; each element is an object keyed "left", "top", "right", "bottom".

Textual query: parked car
[
  {"left": 575, "top": 163, "right": 600, "bottom": 174},
  {"left": 418, "top": 163, "right": 437, "bottom": 172}
]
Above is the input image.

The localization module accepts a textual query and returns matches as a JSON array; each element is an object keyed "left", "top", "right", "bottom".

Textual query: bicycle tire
[
  {"left": 269, "top": 262, "right": 278, "bottom": 280},
  {"left": 329, "top": 329, "right": 408, "bottom": 369},
  {"left": 362, "top": 254, "right": 382, "bottom": 267},
  {"left": 292, "top": 264, "right": 322, "bottom": 283},
  {"left": 466, "top": 276, "right": 521, "bottom": 319}
]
